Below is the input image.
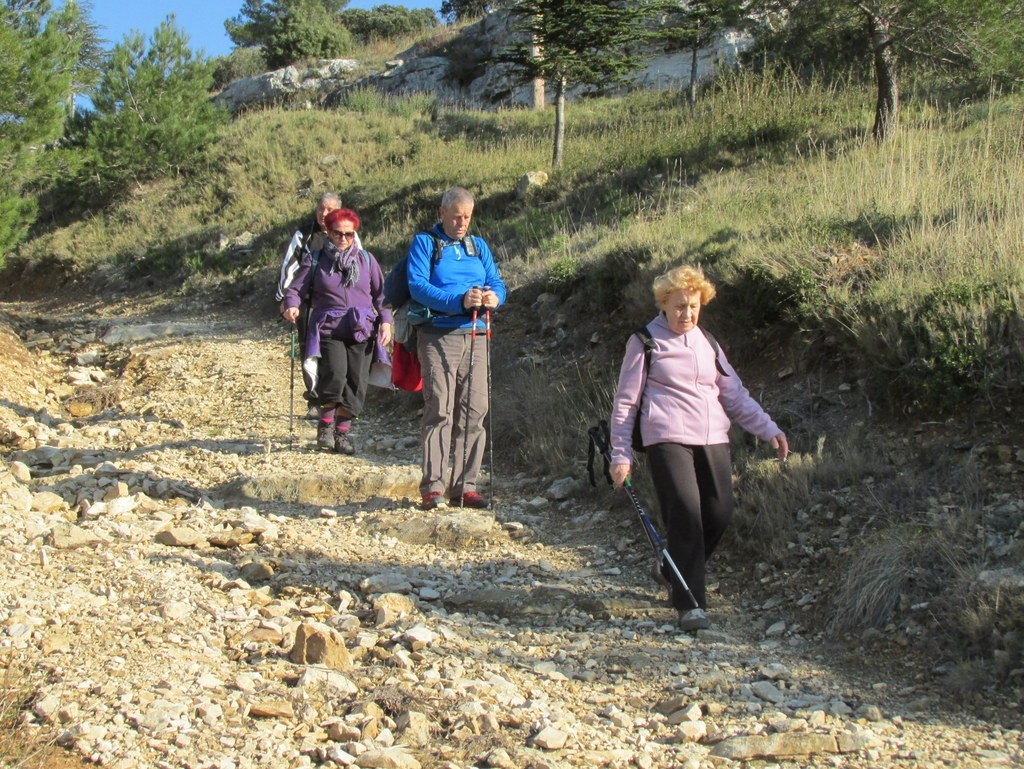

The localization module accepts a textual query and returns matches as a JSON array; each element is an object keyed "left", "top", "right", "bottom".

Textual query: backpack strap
[
  {"left": 634, "top": 325, "right": 655, "bottom": 373},
  {"left": 700, "top": 327, "right": 729, "bottom": 377},
  {"left": 634, "top": 324, "right": 728, "bottom": 377},
  {"left": 422, "top": 231, "right": 481, "bottom": 270},
  {"left": 423, "top": 232, "right": 444, "bottom": 269},
  {"left": 631, "top": 325, "right": 655, "bottom": 453}
]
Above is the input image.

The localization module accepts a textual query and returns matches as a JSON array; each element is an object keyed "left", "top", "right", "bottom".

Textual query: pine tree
[
  {"left": 504, "top": 0, "right": 663, "bottom": 168},
  {"left": 86, "top": 16, "right": 228, "bottom": 191},
  {"left": 751, "top": 0, "right": 1024, "bottom": 140},
  {"left": 660, "top": 0, "right": 746, "bottom": 107},
  {"left": 0, "top": 0, "right": 82, "bottom": 258}
]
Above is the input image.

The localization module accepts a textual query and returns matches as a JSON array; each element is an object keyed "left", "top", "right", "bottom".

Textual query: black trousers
[
  {"left": 646, "top": 443, "right": 734, "bottom": 611},
  {"left": 317, "top": 336, "right": 372, "bottom": 416}
]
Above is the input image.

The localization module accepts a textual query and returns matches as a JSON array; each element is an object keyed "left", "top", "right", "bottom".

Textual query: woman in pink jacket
[{"left": 610, "top": 265, "right": 789, "bottom": 631}]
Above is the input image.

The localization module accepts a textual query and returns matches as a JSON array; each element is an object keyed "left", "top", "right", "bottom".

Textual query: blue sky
[{"left": 90, "top": 0, "right": 440, "bottom": 59}]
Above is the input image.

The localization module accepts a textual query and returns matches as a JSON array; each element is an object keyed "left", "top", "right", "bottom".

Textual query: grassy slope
[{"left": 22, "top": 73, "right": 1023, "bottom": 410}]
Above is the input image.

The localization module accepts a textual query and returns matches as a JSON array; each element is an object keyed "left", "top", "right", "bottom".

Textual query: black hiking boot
[
  {"left": 316, "top": 423, "right": 334, "bottom": 451},
  {"left": 334, "top": 431, "right": 355, "bottom": 455}
]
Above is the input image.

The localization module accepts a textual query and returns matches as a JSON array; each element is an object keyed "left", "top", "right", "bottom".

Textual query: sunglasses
[{"left": 328, "top": 230, "right": 356, "bottom": 240}]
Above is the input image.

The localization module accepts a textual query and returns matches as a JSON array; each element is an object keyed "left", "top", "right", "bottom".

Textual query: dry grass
[
  {"left": 492, "top": 362, "right": 616, "bottom": 475},
  {"left": 731, "top": 432, "right": 877, "bottom": 560},
  {"left": 828, "top": 522, "right": 970, "bottom": 636},
  {"left": 0, "top": 656, "right": 77, "bottom": 769}
]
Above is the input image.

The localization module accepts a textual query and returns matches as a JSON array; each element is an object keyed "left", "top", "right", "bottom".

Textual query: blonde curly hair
[{"left": 653, "top": 265, "right": 717, "bottom": 308}]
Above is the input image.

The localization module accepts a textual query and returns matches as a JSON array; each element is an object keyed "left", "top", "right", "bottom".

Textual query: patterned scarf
[{"left": 322, "top": 240, "right": 360, "bottom": 288}]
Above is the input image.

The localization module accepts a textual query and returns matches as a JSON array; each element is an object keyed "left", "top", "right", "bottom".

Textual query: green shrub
[
  {"left": 341, "top": 6, "right": 438, "bottom": 44},
  {"left": 857, "top": 281, "right": 1024, "bottom": 410},
  {"left": 546, "top": 256, "right": 582, "bottom": 295},
  {"left": 266, "top": 6, "right": 354, "bottom": 68},
  {"left": 212, "top": 46, "right": 268, "bottom": 89}
]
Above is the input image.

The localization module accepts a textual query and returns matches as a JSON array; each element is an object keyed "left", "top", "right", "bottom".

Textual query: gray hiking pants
[{"left": 417, "top": 327, "right": 489, "bottom": 497}]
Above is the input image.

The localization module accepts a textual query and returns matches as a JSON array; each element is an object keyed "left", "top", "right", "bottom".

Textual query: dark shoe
[
  {"left": 334, "top": 431, "right": 355, "bottom": 455},
  {"left": 316, "top": 423, "right": 334, "bottom": 451},
  {"left": 451, "top": 491, "right": 488, "bottom": 509},
  {"left": 421, "top": 492, "right": 446, "bottom": 511},
  {"left": 305, "top": 404, "right": 320, "bottom": 422},
  {"left": 678, "top": 608, "right": 710, "bottom": 632}
]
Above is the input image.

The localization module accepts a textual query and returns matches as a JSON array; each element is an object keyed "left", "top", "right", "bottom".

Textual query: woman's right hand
[
  {"left": 282, "top": 307, "right": 300, "bottom": 324},
  {"left": 610, "top": 462, "right": 631, "bottom": 489}
]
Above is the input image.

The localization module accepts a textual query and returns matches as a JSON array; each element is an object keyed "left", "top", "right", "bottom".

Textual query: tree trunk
[
  {"left": 531, "top": 38, "right": 545, "bottom": 110},
  {"left": 867, "top": 10, "right": 899, "bottom": 140},
  {"left": 552, "top": 77, "right": 566, "bottom": 169},
  {"left": 688, "top": 45, "right": 698, "bottom": 109}
]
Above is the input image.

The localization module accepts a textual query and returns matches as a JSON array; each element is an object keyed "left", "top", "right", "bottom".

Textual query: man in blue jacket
[{"left": 407, "top": 187, "right": 507, "bottom": 510}]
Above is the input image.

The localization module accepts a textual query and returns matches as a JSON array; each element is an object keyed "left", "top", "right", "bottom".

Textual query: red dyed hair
[{"left": 324, "top": 208, "right": 360, "bottom": 231}]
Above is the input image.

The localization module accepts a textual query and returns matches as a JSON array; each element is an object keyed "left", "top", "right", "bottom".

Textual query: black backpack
[
  {"left": 631, "top": 324, "right": 729, "bottom": 453},
  {"left": 383, "top": 231, "right": 479, "bottom": 309}
]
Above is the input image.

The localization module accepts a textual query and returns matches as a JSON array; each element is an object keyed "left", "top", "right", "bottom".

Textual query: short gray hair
[
  {"left": 440, "top": 186, "right": 474, "bottom": 210},
  {"left": 318, "top": 192, "right": 341, "bottom": 207}
]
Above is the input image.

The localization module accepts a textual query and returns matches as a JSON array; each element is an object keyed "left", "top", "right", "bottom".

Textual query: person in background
[
  {"left": 407, "top": 187, "right": 507, "bottom": 510},
  {"left": 282, "top": 208, "right": 391, "bottom": 454},
  {"left": 609, "top": 265, "right": 789, "bottom": 631},
  {"left": 277, "top": 193, "right": 364, "bottom": 417}
]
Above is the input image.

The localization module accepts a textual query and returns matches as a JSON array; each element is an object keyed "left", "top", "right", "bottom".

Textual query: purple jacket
[
  {"left": 283, "top": 247, "right": 393, "bottom": 352},
  {"left": 610, "top": 314, "right": 781, "bottom": 464}
]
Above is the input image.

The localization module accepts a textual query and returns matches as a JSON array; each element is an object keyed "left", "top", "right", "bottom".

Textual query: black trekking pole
[
  {"left": 460, "top": 301, "right": 479, "bottom": 508},
  {"left": 587, "top": 421, "right": 699, "bottom": 609},
  {"left": 289, "top": 327, "right": 297, "bottom": 451},
  {"left": 484, "top": 295, "right": 494, "bottom": 509}
]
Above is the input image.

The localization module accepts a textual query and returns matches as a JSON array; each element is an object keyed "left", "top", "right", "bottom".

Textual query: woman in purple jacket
[
  {"left": 609, "top": 265, "right": 789, "bottom": 631},
  {"left": 283, "top": 209, "right": 392, "bottom": 455}
]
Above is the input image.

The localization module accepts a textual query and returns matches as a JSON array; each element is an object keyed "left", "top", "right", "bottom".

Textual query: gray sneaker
[
  {"left": 316, "top": 423, "right": 334, "bottom": 451},
  {"left": 334, "top": 431, "right": 355, "bottom": 455},
  {"left": 678, "top": 608, "right": 710, "bottom": 632}
]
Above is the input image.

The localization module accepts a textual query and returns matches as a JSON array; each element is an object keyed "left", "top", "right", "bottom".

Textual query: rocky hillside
[
  {"left": 1, "top": 285, "right": 1021, "bottom": 768},
  {"left": 213, "top": 11, "right": 752, "bottom": 113}
]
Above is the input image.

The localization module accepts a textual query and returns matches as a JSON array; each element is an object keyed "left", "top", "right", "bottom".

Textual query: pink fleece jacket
[{"left": 609, "top": 314, "right": 781, "bottom": 465}]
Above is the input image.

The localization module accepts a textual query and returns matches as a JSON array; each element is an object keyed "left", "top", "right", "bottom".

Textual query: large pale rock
[
  {"left": 248, "top": 700, "right": 295, "bottom": 719},
  {"left": 388, "top": 511, "right": 501, "bottom": 548},
  {"left": 213, "top": 59, "right": 360, "bottom": 113},
  {"left": 355, "top": 747, "right": 421, "bottom": 769},
  {"left": 672, "top": 720, "right": 707, "bottom": 743},
  {"left": 395, "top": 710, "right": 433, "bottom": 746},
  {"left": 297, "top": 667, "right": 359, "bottom": 696},
  {"left": 47, "top": 522, "right": 109, "bottom": 549},
  {"left": 155, "top": 527, "right": 207, "bottom": 548},
  {"left": 531, "top": 726, "right": 569, "bottom": 750},
  {"left": 2, "top": 479, "right": 33, "bottom": 513},
  {"left": 8, "top": 460, "right": 32, "bottom": 482},
  {"left": 100, "top": 322, "right": 205, "bottom": 346},
  {"left": 32, "top": 490, "right": 68, "bottom": 514},
  {"left": 289, "top": 622, "right": 353, "bottom": 671},
  {"left": 516, "top": 171, "right": 548, "bottom": 200},
  {"left": 373, "top": 593, "right": 416, "bottom": 626},
  {"left": 710, "top": 733, "right": 840, "bottom": 760}
]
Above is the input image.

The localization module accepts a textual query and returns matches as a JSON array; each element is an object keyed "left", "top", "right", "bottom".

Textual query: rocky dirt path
[{"left": 0, "top": 297, "right": 1020, "bottom": 769}]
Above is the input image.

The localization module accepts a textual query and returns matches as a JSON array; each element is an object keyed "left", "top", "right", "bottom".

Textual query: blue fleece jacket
[{"left": 406, "top": 224, "right": 507, "bottom": 331}]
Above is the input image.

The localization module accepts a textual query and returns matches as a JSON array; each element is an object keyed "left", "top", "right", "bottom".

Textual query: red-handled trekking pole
[
  {"left": 484, "top": 287, "right": 494, "bottom": 508},
  {"left": 460, "top": 293, "right": 480, "bottom": 508}
]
